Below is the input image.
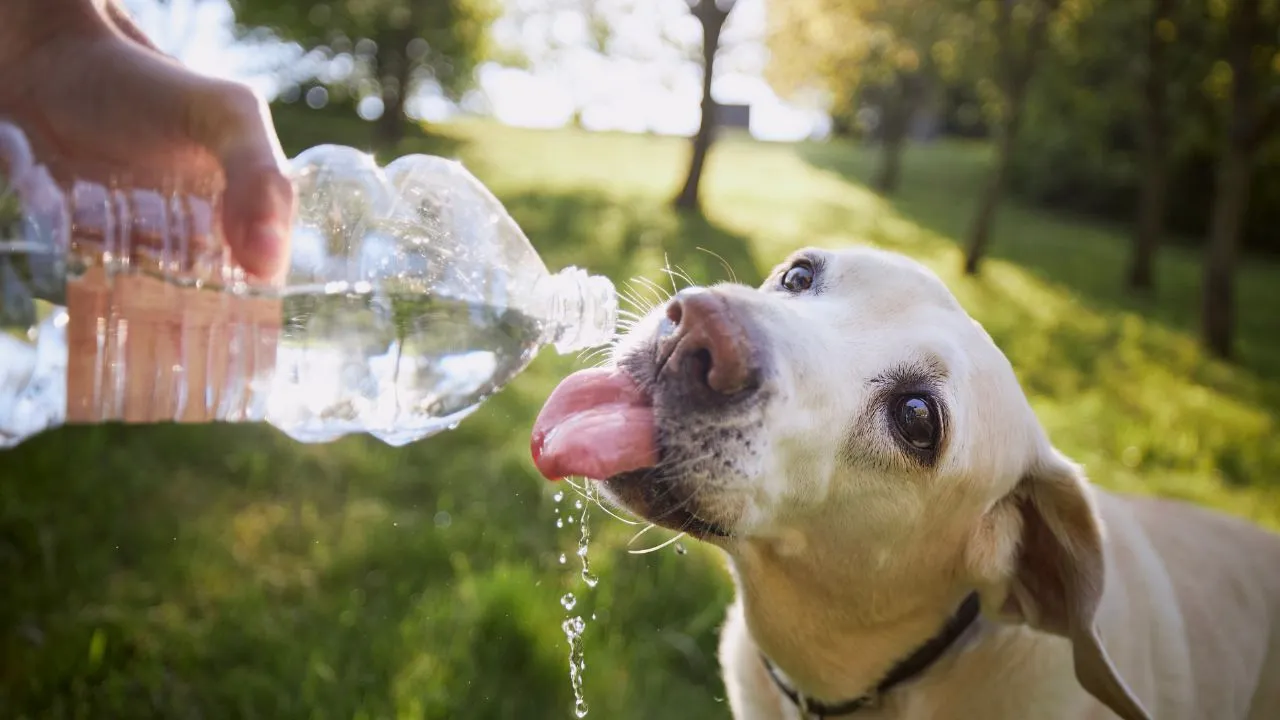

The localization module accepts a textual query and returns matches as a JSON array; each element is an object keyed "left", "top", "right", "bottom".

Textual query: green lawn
[{"left": 2, "top": 105, "right": 1278, "bottom": 719}]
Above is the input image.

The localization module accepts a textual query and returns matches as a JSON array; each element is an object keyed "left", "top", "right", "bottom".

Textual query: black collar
[{"left": 760, "top": 592, "right": 982, "bottom": 719}]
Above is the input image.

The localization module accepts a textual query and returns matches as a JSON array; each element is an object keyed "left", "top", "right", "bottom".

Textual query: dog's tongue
[{"left": 531, "top": 368, "right": 657, "bottom": 481}]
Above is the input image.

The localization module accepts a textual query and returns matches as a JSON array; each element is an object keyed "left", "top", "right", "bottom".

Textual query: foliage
[
  {"left": 766, "top": 0, "right": 979, "bottom": 136},
  {"left": 3, "top": 106, "right": 1280, "bottom": 718},
  {"left": 229, "top": 0, "right": 499, "bottom": 108},
  {"left": 1007, "top": 0, "right": 1280, "bottom": 255}
]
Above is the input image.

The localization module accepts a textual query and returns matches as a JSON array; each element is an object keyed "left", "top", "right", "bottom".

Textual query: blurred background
[{"left": 2, "top": 0, "right": 1279, "bottom": 717}]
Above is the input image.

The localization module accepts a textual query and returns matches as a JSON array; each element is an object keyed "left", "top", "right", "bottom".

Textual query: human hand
[{"left": 0, "top": 0, "right": 294, "bottom": 282}]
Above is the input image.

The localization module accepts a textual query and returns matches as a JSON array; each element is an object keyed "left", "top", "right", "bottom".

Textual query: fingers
[
  {"left": 19, "top": 24, "right": 296, "bottom": 283},
  {"left": 80, "top": 14, "right": 296, "bottom": 283},
  {"left": 184, "top": 81, "right": 295, "bottom": 283}
]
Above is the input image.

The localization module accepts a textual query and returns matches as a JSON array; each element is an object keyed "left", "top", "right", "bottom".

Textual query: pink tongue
[{"left": 531, "top": 368, "right": 657, "bottom": 481}]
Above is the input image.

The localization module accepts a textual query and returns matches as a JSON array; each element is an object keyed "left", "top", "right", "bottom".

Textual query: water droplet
[
  {"left": 574, "top": 499, "right": 583, "bottom": 510},
  {"left": 556, "top": 518, "right": 564, "bottom": 528},
  {"left": 553, "top": 491, "right": 564, "bottom": 503},
  {"left": 562, "top": 615, "right": 586, "bottom": 636},
  {"left": 558, "top": 553, "right": 567, "bottom": 564},
  {"left": 591, "top": 613, "right": 597, "bottom": 620},
  {"left": 675, "top": 542, "right": 687, "bottom": 555},
  {"left": 581, "top": 572, "right": 599, "bottom": 588},
  {"left": 567, "top": 515, "right": 576, "bottom": 524},
  {"left": 561, "top": 593, "right": 577, "bottom": 611}
]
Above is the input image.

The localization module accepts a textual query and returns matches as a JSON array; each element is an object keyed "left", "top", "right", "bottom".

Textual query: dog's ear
[{"left": 999, "top": 450, "right": 1152, "bottom": 720}]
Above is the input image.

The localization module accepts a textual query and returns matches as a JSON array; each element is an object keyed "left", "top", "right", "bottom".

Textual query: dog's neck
[{"left": 726, "top": 534, "right": 982, "bottom": 704}]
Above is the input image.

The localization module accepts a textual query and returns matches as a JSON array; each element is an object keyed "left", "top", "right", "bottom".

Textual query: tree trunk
[
  {"left": 1201, "top": 145, "right": 1252, "bottom": 359},
  {"left": 872, "top": 74, "right": 918, "bottom": 195},
  {"left": 373, "top": 31, "right": 413, "bottom": 152},
  {"left": 1129, "top": 151, "right": 1168, "bottom": 291},
  {"left": 1127, "top": 0, "right": 1174, "bottom": 292},
  {"left": 1201, "top": 0, "right": 1265, "bottom": 359},
  {"left": 674, "top": 0, "right": 730, "bottom": 211},
  {"left": 961, "top": 0, "right": 1060, "bottom": 276},
  {"left": 962, "top": 107, "right": 1021, "bottom": 275}
]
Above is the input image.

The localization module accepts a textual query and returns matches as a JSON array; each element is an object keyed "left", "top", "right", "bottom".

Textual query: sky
[{"left": 120, "top": 0, "right": 831, "bottom": 142}]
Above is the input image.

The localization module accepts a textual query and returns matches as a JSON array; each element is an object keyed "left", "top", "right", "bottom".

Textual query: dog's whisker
[
  {"left": 619, "top": 290, "right": 650, "bottom": 313},
  {"left": 667, "top": 263, "right": 698, "bottom": 290},
  {"left": 579, "top": 346, "right": 612, "bottom": 367},
  {"left": 563, "top": 477, "right": 647, "bottom": 526},
  {"left": 659, "top": 266, "right": 691, "bottom": 293},
  {"left": 622, "top": 278, "right": 659, "bottom": 306},
  {"left": 576, "top": 346, "right": 609, "bottom": 365},
  {"left": 627, "top": 531, "right": 688, "bottom": 555},
  {"left": 569, "top": 479, "right": 647, "bottom": 526},
  {"left": 635, "top": 274, "right": 671, "bottom": 299},
  {"left": 593, "top": 495, "right": 646, "bottom": 526},
  {"left": 626, "top": 522, "right": 658, "bottom": 547},
  {"left": 618, "top": 283, "right": 655, "bottom": 314},
  {"left": 695, "top": 246, "right": 738, "bottom": 284},
  {"left": 632, "top": 276, "right": 672, "bottom": 306},
  {"left": 662, "top": 253, "right": 680, "bottom": 296}
]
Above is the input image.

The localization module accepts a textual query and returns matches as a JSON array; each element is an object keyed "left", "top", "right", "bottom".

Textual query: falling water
[
  {"left": 562, "top": 615, "right": 589, "bottom": 718},
  {"left": 554, "top": 484, "right": 596, "bottom": 717},
  {"left": 577, "top": 498, "right": 599, "bottom": 588}
]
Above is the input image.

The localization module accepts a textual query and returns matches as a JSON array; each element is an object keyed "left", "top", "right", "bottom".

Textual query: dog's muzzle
[{"left": 655, "top": 287, "right": 762, "bottom": 407}]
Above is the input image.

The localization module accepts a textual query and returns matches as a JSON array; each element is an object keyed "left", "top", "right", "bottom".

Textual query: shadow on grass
[
  {"left": 0, "top": 189, "right": 749, "bottom": 719},
  {"left": 791, "top": 140, "right": 1280, "bottom": 512}
]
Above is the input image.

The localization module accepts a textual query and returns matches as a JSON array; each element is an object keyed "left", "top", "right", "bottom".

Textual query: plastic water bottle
[{"left": 0, "top": 121, "right": 617, "bottom": 448}]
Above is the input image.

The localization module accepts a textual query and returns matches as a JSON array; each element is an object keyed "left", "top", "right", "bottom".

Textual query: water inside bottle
[{"left": 270, "top": 286, "right": 546, "bottom": 445}]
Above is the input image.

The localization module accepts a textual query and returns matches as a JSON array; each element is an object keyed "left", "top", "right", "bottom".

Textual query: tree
[
  {"left": 962, "top": 0, "right": 1064, "bottom": 276},
  {"left": 765, "top": 0, "right": 972, "bottom": 194},
  {"left": 230, "top": 0, "right": 497, "bottom": 150},
  {"left": 1127, "top": 0, "right": 1176, "bottom": 292},
  {"left": 673, "top": 0, "right": 736, "bottom": 212},
  {"left": 1200, "top": 0, "right": 1279, "bottom": 359}
]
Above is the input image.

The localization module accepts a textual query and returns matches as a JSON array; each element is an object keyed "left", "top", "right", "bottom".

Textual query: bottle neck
[{"left": 538, "top": 266, "right": 618, "bottom": 354}]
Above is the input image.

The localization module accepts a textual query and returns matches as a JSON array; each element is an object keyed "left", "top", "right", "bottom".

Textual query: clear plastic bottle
[{"left": 0, "top": 121, "right": 617, "bottom": 448}]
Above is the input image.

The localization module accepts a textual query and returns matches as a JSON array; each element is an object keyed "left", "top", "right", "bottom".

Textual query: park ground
[{"left": 2, "top": 106, "right": 1279, "bottom": 719}]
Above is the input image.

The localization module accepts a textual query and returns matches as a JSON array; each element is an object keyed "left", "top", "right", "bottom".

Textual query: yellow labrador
[{"left": 531, "top": 246, "right": 1280, "bottom": 719}]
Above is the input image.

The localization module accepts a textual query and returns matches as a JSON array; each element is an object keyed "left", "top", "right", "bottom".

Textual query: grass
[{"left": 2, "top": 103, "right": 1278, "bottom": 719}]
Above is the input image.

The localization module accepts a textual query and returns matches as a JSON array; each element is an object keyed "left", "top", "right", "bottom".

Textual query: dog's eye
[
  {"left": 781, "top": 262, "right": 815, "bottom": 293},
  {"left": 892, "top": 395, "right": 939, "bottom": 451}
]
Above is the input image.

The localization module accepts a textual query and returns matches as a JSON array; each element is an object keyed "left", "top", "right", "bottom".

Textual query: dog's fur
[{"left": 599, "top": 246, "right": 1280, "bottom": 719}]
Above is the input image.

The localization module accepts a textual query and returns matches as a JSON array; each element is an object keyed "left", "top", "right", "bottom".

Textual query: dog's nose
[{"left": 662, "top": 288, "right": 756, "bottom": 395}]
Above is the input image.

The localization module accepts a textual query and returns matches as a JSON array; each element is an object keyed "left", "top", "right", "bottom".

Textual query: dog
[{"left": 530, "top": 246, "right": 1280, "bottom": 719}]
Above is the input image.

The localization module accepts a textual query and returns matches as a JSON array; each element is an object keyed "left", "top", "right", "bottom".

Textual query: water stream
[{"left": 554, "top": 488, "right": 593, "bottom": 718}]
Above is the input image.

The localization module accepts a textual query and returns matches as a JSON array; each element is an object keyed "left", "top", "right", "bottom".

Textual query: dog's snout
[{"left": 662, "top": 288, "right": 756, "bottom": 396}]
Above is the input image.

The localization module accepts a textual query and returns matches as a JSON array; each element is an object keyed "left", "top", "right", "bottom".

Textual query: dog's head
[{"left": 531, "top": 246, "right": 1148, "bottom": 720}]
